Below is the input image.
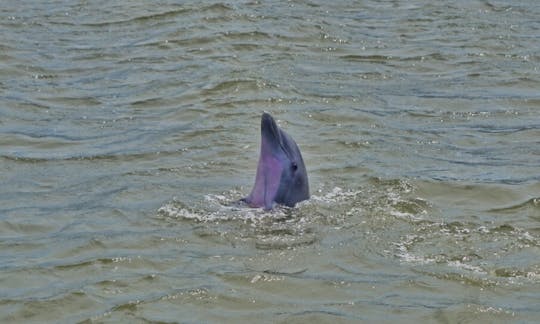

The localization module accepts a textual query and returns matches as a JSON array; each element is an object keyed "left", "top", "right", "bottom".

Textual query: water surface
[{"left": 1, "top": 0, "right": 539, "bottom": 322}]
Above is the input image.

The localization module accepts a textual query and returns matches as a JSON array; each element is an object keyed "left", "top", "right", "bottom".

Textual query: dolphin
[{"left": 243, "top": 112, "right": 309, "bottom": 210}]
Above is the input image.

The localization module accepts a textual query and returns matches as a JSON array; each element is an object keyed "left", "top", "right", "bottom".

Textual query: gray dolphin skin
[{"left": 243, "top": 112, "right": 309, "bottom": 210}]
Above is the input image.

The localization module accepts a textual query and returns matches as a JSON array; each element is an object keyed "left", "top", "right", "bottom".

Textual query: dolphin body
[{"left": 243, "top": 112, "right": 309, "bottom": 210}]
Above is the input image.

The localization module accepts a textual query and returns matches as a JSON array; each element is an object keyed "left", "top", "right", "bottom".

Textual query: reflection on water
[{"left": 1, "top": 0, "right": 539, "bottom": 322}]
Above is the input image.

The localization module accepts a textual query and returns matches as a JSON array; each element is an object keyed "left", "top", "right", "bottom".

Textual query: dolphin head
[{"left": 244, "top": 112, "right": 309, "bottom": 210}]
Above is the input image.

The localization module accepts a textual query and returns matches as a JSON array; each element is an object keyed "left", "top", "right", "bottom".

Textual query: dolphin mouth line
[{"left": 263, "top": 172, "right": 271, "bottom": 209}]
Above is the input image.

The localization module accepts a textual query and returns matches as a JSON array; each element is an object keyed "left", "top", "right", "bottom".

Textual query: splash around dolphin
[{"left": 242, "top": 112, "right": 309, "bottom": 210}]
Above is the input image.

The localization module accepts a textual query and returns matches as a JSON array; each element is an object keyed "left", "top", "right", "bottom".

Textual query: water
[{"left": 1, "top": 0, "right": 539, "bottom": 322}]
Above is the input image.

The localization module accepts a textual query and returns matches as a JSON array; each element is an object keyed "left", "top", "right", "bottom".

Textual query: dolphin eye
[{"left": 291, "top": 162, "right": 298, "bottom": 171}]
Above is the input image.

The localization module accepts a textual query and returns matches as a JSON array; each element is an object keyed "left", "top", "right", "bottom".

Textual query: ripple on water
[
  {"left": 158, "top": 176, "right": 540, "bottom": 288},
  {"left": 392, "top": 185, "right": 540, "bottom": 288}
]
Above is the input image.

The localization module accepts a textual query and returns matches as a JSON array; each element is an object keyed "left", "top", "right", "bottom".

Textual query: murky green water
[{"left": 1, "top": 0, "right": 539, "bottom": 322}]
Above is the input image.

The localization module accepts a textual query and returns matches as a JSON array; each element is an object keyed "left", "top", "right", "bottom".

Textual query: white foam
[
  {"left": 158, "top": 192, "right": 293, "bottom": 224},
  {"left": 389, "top": 210, "right": 425, "bottom": 221},
  {"left": 447, "top": 260, "right": 486, "bottom": 274},
  {"left": 310, "top": 186, "right": 363, "bottom": 203},
  {"left": 397, "top": 250, "right": 436, "bottom": 265}
]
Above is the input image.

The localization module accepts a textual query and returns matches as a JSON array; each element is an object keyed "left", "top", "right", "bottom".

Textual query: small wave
[
  {"left": 494, "top": 268, "right": 540, "bottom": 280},
  {"left": 310, "top": 186, "right": 363, "bottom": 203},
  {"left": 82, "top": 4, "right": 233, "bottom": 27},
  {"left": 200, "top": 79, "right": 266, "bottom": 96},
  {"left": 489, "top": 197, "right": 540, "bottom": 213},
  {"left": 157, "top": 191, "right": 294, "bottom": 224},
  {"left": 447, "top": 260, "right": 486, "bottom": 274}
]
